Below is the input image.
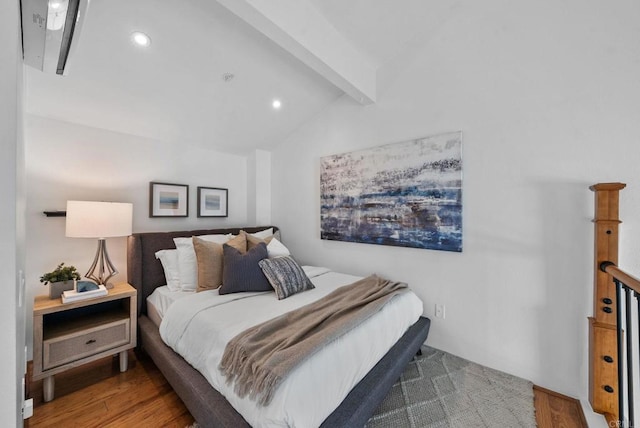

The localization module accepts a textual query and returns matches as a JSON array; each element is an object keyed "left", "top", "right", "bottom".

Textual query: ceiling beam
[{"left": 215, "top": 0, "right": 376, "bottom": 104}]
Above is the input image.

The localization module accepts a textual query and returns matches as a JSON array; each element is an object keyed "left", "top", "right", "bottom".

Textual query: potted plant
[{"left": 40, "top": 263, "right": 81, "bottom": 299}]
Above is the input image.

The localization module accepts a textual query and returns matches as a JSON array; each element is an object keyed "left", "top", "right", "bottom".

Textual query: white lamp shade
[{"left": 66, "top": 201, "right": 133, "bottom": 238}]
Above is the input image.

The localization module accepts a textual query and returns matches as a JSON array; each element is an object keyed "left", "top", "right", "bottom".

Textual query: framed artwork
[
  {"left": 149, "top": 182, "right": 189, "bottom": 217},
  {"left": 197, "top": 187, "right": 228, "bottom": 217},
  {"left": 320, "top": 131, "right": 463, "bottom": 252}
]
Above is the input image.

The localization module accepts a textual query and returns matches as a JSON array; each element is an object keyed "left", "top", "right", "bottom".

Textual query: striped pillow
[
  {"left": 220, "top": 242, "right": 271, "bottom": 295},
  {"left": 258, "top": 256, "right": 314, "bottom": 300}
]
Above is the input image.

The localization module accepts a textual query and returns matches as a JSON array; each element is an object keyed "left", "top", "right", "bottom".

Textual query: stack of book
[{"left": 62, "top": 284, "right": 108, "bottom": 304}]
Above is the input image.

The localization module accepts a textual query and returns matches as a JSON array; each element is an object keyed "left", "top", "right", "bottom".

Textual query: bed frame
[{"left": 127, "top": 226, "right": 431, "bottom": 427}]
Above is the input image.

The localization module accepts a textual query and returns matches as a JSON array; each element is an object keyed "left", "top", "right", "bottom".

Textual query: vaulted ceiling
[{"left": 25, "top": 0, "right": 436, "bottom": 153}]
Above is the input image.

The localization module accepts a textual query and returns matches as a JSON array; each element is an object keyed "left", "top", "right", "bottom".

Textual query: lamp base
[{"left": 86, "top": 239, "right": 119, "bottom": 287}]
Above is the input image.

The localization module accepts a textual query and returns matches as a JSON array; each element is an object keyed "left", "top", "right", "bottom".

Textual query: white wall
[
  {"left": 254, "top": 150, "right": 272, "bottom": 226},
  {"left": 24, "top": 115, "right": 249, "bottom": 357},
  {"left": 0, "top": 0, "right": 25, "bottom": 425},
  {"left": 272, "top": 0, "right": 640, "bottom": 402},
  {"left": 246, "top": 149, "right": 272, "bottom": 226}
]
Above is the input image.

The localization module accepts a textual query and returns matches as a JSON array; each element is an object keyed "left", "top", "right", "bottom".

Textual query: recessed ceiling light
[
  {"left": 272, "top": 99, "right": 282, "bottom": 109},
  {"left": 49, "top": 1, "right": 62, "bottom": 9},
  {"left": 131, "top": 32, "right": 151, "bottom": 47}
]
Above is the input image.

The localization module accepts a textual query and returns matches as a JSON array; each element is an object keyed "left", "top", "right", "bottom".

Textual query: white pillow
[
  {"left": 267, "top": 238, "right": 290, "bottom": 258},
  {"left": 155, "top": 249, "right": 181, "bottom": 291},
  {"left": 251, "top": 228, "right": 273, "bottom": 239},
  {"left": 173, "top": 234, "right": 232, "bottom": 291}
]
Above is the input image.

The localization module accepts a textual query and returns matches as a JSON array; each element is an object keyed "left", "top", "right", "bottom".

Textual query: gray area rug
[{"left": 366, "top": 346, "right": 536, "bottom": 428}]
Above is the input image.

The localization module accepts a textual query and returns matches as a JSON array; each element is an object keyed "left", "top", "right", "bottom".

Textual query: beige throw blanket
[{"left": 219, "top": 275, "right": 409, "bottom": 406}]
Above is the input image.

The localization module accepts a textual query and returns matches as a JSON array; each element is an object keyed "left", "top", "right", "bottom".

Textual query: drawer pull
[{"left": 86, "top": 339, "right": 96, "bottom": 345}]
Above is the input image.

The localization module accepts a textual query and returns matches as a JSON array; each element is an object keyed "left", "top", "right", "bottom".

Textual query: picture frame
[
  {"left": 197, "top": 187, "right": 228, "bottom": 217},
  {"left": 149, "top": 182, "right": 189, "bottom": 217}
]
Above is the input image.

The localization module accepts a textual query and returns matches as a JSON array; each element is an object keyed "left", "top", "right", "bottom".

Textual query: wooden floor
[
  {"left": 533, "top": 385, "right": 588, "bottom": 428},
  {"left": 28, "top": 351, "right": 588, "bottom": 427},
  {"left": 27, "top": 350, "right": 195, "bottom": 428}
]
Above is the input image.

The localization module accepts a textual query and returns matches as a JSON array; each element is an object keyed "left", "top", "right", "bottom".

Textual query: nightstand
[{"left": 32, "top": 282, "right": 137, "bottom": 402}]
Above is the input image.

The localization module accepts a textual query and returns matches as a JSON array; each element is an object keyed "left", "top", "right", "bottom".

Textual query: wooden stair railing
[
  {"left": 589, "top": 182, "right": 625, "bottom": 422},
  {"left": 599, "top": 261, "right": 640, "bottom": 427},
  {"left": 590, "top": 182, "right": 640, "bottom": 427}
]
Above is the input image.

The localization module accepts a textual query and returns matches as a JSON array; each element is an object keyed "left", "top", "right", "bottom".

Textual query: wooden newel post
[{"left": 589, "top": 182, "right": 626, "bottom": 420}]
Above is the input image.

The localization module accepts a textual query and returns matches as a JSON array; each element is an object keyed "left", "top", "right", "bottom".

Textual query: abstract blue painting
[{"left": 320, "top": 132, "right": 462, "bottom": 252}]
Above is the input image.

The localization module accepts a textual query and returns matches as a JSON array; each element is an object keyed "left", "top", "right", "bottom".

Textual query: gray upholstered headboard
[{"left": 127, "top": 226, "right": 280, "bottom": 316}]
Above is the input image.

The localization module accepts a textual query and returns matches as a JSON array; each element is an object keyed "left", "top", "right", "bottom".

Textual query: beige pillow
[
  {"left": 227, "top": 233, "right": 247, "bottom": 254},
  {"left": 193, "top": 237, "right": 224, "bottom": 292},
  {"left": 193, "top": 234, "right": 247, "bottom": 292},
  {"left": 243, "top": 230, "right": 274, "bottom": 250}
]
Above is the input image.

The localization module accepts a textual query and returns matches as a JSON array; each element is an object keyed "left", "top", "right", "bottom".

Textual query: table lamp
[{"left": 65, "top": 201, "right": 133, "bottom": 288}]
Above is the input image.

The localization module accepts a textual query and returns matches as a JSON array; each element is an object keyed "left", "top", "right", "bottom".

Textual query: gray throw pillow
[
  {"left": 258, "top": 256, "right": 315, "bottom": 300},
  {"left": 220, "top": 242, "right": 272, "bottom": 295}
]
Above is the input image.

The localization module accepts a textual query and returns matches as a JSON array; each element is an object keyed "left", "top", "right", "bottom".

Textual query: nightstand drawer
[{"left": 43, "top": 318, "right": 130, "bottom": 370}]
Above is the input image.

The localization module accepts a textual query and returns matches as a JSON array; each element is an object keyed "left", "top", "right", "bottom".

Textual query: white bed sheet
[
  {"left": 159, "top": 268, "right": 423, "bottom": 428},
  {"left": 146, "top": 286, "right": 194, "bottom": 326},
  {"left": 147, "top": 267, "right": 331, "bottom": 326}
]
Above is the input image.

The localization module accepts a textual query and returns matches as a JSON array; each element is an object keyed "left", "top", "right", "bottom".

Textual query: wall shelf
[{"left": 43, "top": 211, "right": 67, "bottom": 217}]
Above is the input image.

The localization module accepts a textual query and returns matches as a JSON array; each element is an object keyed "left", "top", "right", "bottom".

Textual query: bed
[{"left": 127, "top": 226, "right": 431, "bottom": 427}]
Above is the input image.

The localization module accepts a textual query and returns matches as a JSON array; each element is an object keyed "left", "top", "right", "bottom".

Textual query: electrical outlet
[{"left": 435, "top": 304, "right": 445, "bottom": 319}]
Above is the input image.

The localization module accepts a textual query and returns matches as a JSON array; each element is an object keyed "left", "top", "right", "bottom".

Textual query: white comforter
[{"left": 160, "top": 267, "right": 423, "bottom": 428}]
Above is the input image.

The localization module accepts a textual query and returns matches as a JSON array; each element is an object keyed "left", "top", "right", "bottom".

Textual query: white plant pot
[{"left": 49, "top": 280, "right": 75, "bottom": 299}]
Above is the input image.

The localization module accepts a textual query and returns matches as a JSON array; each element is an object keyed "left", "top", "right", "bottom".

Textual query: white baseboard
[{"left": 580, "top": 399, "right": 608, "bottom": 428}]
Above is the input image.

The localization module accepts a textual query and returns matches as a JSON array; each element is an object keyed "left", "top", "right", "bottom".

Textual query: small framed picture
[
  {"left": 149, "top": 182, "right": 189, "bottom": 217},
  {"left": 197, "top": 187, "right": 228, "bottom": 217}
]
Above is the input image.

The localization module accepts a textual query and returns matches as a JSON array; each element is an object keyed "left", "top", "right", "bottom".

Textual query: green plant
[{"left": 40, "top": 263, "right": 81, "bottom": 285}]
